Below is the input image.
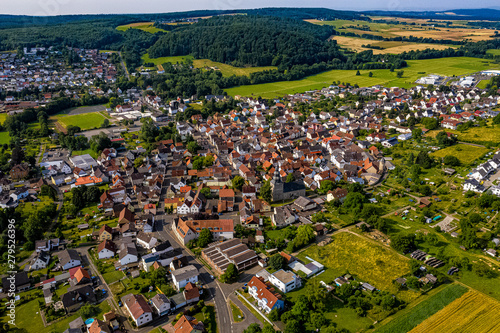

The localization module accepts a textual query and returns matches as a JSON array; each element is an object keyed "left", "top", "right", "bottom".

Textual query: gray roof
[
  {"left": 151, "top": 293, "right": 171, "bottom": 308},
  {"left": 171, "top": 265, "right": 198, "bottom": 282},
  {"left": 58, "top": 249, "right": 80, "bottom": 266}
]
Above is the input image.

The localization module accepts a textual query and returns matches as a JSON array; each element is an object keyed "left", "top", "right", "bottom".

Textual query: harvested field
[
  {"left": 410, "top": 291, "right": 500, "bottom": 333},
  {"left": 333, "top": 36, "right": 455, "bottom": 54}
]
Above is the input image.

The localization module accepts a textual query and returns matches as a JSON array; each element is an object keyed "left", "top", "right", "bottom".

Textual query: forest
[{"left": 148, "top": 16, "right": 342, "bottom": 68}]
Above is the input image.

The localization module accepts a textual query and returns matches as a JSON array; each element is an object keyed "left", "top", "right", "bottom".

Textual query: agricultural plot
[
  {"left": 333, "top": 36, "right": 455, "bottom": 54},
  {"left": 141, "top": 53, "right": 277, "bottom": 77},
  {"left": 225, "top": 57, "right": 497, "bottom": 98},
  {"left": 410, "top": 291, "right": 500, "bottom": 333},
  {"left": 116, "top": 22, "right": 166, "bottom": 33},
  {"left": 300, "top": 231, "right": 418, "bottom": 302},
  {"left": 375, "top": 284, "right": 468, "bottom": 333},
  {"left": 426, "top": 120, "right": 500, "bottom": 145},
  {"left": 308, "top": 18, "right": 496, "bottom": 41},
  {"left": 431, "top": 144, "right": 490, "bottom": 165},
  {"left": 52, "top": 112, "right": 107, "bottom": 131}
]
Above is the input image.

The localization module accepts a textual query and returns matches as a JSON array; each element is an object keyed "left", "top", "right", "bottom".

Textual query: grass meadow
[
  {"left": 225, "top": 57, "right": 497, "bottom": 98},
  {"left": 116, "top": 22, "right": 166, "bottom": 33},
  {"left": 53, "top": 112, "right": 107, "bottom": 130},
  {"left": 426, "top": 120, "right": 500, "bottom": 145},
  {"left": 431, "top": 144, "right": 490, "bottom": 165}
]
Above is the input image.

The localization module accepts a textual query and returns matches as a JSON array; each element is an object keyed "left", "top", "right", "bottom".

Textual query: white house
[
  {"left": 122, "top": 294, "right": 153, "bottom": 327},
  {"left": 29, "top": 251, "right": 50, "bottom": 271},
  {"left": 269, "top": 269, "right": 301, "bottom": 293},
  {"left": 171, "top": 265, "right": 198, "bottom": 291},
  {"left": 58, "top": 249, "right": 81, "bottom": 270},
  {"left": 150, "top": 293, "right": 171, "bottom": 317},
  {"left": 97, "top": 240, "right": 116, "bottom": 259},
  {"left": 136, "top": 232, "right": 158, "bottom": 250},
  {"left": 119, "top": 243, "right": 138, "bottom": 265}
]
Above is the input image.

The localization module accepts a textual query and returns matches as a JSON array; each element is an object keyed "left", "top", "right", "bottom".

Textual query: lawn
[
  {"left": 430, "top": 144, "right": 490, "bottom": 165},
  {"left": 53, "top": 112, "right": 107, "bottom": 130},
  {"left": 476, "top": 79, "right": 490, "bottom": 89},
  {"left": 426, "top": 120, "right": 500, "bottom": 145},
  {"left": 299, "top": 231, "right": 418, "bottom": 302},
  {"left": 141, "top": 53, "right": 277, "bottom": 77},
  {"left": 102, "top": 270, "right": 125, "bottom": 284},
  {"left": 0, "top": 131, "right": 10, "bottom": 145},
  {"left": 116, "top": 22, "right": 166, "bottom": 33},
  {"left": 230, "top": 301, "right": 244, "bottom": 322},
  {"left": 0, "top": 113, "right": 8, "bottom": 124},
  {"left": 224, "top": 57, "right": 498, "bottom": 98},
  {"left": 374, "top": 284, "right": 468, "bottom": 333},
  {"left": 409, "top": 290, "right": 500, "bottom": 333},
  {"left": 486, "top": 49, "right": 500, "bottom": 56}
]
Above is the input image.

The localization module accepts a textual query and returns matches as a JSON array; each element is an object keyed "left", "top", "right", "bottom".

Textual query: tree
[
  {"left": 284, "top": 320, "right": 302, "bottom": 333},
  {"left": 187, "top": 141, "right": 200, "bottom": 154},
  {"left": 390, "top": 233, "right": 416, "bottom": 253},
  {"left": 101, "top": 118, "right": 110, "bottom": 128},
  {"left": 473, "top": 262, "right": 494, "bottom": 278},
  {"left": 396, "top": 70, "right": 404, "bottom": 78},
  {"left": 426, "top": 233, "right": 439, "bottom": 246},
  {"left": 343, "top": 192, "right": 365, "bottom": 210},
  {"left": 200, "top": 187, "right": 212, "bottom": 199},
  {"left": 443, "top": 155, "right": 460, "bottom": 166},
  {"left": 310, "top": 312, "right": 327, "bottom": 330},
  {"left": 262, "top": 324, "right": 276, "bottom": 333},
  {"left": 260, "top": 181, "right": 272, "bottom": 203},
  {"left": 368, "top": 71, "right": 373, "bottom": 77},
  {"left": 285, "top": 173, "right": 295, "bottom": 183},
  {"left": 232, "top": 175, "right": 245, "bottom": 190},
  {"left": 415, "top": 151, "right": 433, "bottom": 169},
  {"left": 356, "top": 70, "right": 360, "bottom": 76},
  {"left": 244, "top": 324, "right": 262, "bottom": 333},
  {"left": 291, "top": 296, "right": 309, "bottom": 322},
  {"left": 220, "top": 263, "right": 239, "bottom": 283},
  {"left": 79, "top": 304, "right": 100, "bottom": 318},
  {"left": 151, "top": 266, "right": 167, "bottom": 287},
  {"left": 269, "top": 254, "right": 287, "bottom": 271},
  {"left": 197, "top": 228, "right": 213, "bottom": 248},
  {"left": 406, "top": 276, "right": 421, "bottom": 290},
  {"left": 294, "top": 224, "right": 315, "bottom": 248},
  {"left": 134, "top": 157, "right": 145, "bottom": 168},
  {"left": 268, "top": 308, "right": 280, "bottom": 321},
  {"left": 412, "top": 128, "right": 422, "bottom": 142}
]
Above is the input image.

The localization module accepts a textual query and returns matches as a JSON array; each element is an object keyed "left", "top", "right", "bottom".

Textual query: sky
[{"left": 2, "top": 0, "right": 499, "bottom": 16}]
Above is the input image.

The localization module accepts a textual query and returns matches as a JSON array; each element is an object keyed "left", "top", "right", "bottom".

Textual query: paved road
[
  {"left": 118, "top": 51, "right": 130, "bottom": 80},
  {"left": 154, "top": 216, "right": 232, "bottom": 333}
]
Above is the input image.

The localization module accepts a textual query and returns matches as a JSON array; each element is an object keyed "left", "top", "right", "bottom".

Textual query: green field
[
  {"left": 53, "top": 112, "right": 107, "bottom": 130},
  {"left": 141, "top": 53, "right": 277, "bottom": 77},
  {"left": 476, "top": 80, "right": 490, "bottom": 89},
  {"left": 225, "top": 57, "right": 498, "bottom": 98},
  {"left": 431, "top": 144, "right": 490, "bottom": 165},
  {"left": 427, "top": 119, "right": 500, "bottom": 145},
  {"left": 0, "top": 131, "right": 10, "bottom": 145},
  {"left": 487, "top": 49, "right": 500, "bottom": 56},
  {"left": 116, "top": 22, "right": 166, "bottom": 33},
  {"left": 299, "top": 231, "right": 418, "bottom": 302},
  {"left": 375, "top": 284, "right": 468, "bottom": 333}
]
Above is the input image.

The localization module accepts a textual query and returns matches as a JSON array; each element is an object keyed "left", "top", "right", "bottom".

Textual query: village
[{"left": 1, "top": 57, "right": 500, "bottom": 333}]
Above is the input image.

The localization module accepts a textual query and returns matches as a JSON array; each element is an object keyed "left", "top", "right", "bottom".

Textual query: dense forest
[{"left": 148, "top": 16, "right": 342, "bottom": 68}]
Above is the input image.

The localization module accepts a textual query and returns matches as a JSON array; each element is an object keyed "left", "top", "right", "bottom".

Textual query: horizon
[{"left": 1, "top": 1, "right": 499, "bottom": 17}]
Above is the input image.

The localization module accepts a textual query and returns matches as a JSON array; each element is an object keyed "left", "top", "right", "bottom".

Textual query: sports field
[
  {"left": 300, "top": 231, "right": 417, "bottom": 302},
  {"left": 53, "top": 112, "right": 107, "bottom": 131},
  {"left": 141, "top": 53, "right": 277, "bottom": 77},
  {"left": 225, "top": 57, "right": 497, "bottom": 98},
  {"left": 431, "top": 144, "right": 490, "bottom": 165},
  {"left": 333, "top": 36, "right": 456, "bottom": 54},
  {"left": 410, "top": 291, "right": 500, "bottom": 333},
  {"left": 116, "top": 22, "right": 166, "bottom": 33}
]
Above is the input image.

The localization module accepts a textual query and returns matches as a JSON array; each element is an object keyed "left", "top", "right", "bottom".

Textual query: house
[
  {"left": 2, "top": 272, "right": 30, "bottom": 292},
  {"left": 10, "top": 164, "right": 30, "bottom": 180},
  {"left": 327, "top": 188, "right": 348, "bottom": 202},
  {"left": 118, "top": 207, "right": 135, "bottom": 224},
  {"left": 269, "top": 269, "right": 301, "bottom": 293},
  {"left": 150, "top": 293, "right": 172, "bottom": 317},
  {"left": 29, "top": 251, "right": 50, "bottom": 270},
  {"left": 271, "top": 206, "right": 296, "bottom": 228},
  {"left": 58, "top": 249, "right": 81, "bottom": 270},
  {"left": 97, "top": 240, "right": 116, "bottom": 259},
  {"left": 183, "top": 282, "right": 200, "bottom": 304},
  {"left": 71, "top": 267, "right": 91, "bottom": 286},
  {"left": 119, "top": 242, "right": 138, "bottom": 265},
  {"left": 248, "top": 276, "right": 285, "bottom": 313},
  {"left": 293, "top": 196, "right": 317, "bottom": 211},
  {"left": 88, "top": 319, "right": 111, "bottom": 333},
  {"left": 173, "top": 218, "right": 234, "bottom": 245},
  {"left": 122, "top": 293, "right": 153, "bottom": 327},
  {"left": 463, "top": 179, "right": 485, "bottom": 193},
  {"left": 164, "top": 315, "right": 204, "bottom": 333},
  {"left": 171, "top": 265, "right": 198, "bottom": 291},
  {"left": 136, "top": 231, "right": 158, "bottom": 250},
  {"left": 61, "top": 285, "right": 96, "bottom": 312},
  {"left": 35, "top": 239, "right": 51, "bottom": 253},
  {"left": 98, "top": 225, "right": 113, "bottom": 241}
]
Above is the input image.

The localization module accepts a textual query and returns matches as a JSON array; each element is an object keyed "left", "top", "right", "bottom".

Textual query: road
[
  {"left": 118, "top": 51, "right": 130, "bottom": 80},
  {"left": 154, "top": 215, "right": 232, "bottom": 333}
]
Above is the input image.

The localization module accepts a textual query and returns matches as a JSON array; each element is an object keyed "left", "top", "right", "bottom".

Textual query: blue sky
[{"left": 2, "top": 0, "right": 498, "bottom": 16}]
